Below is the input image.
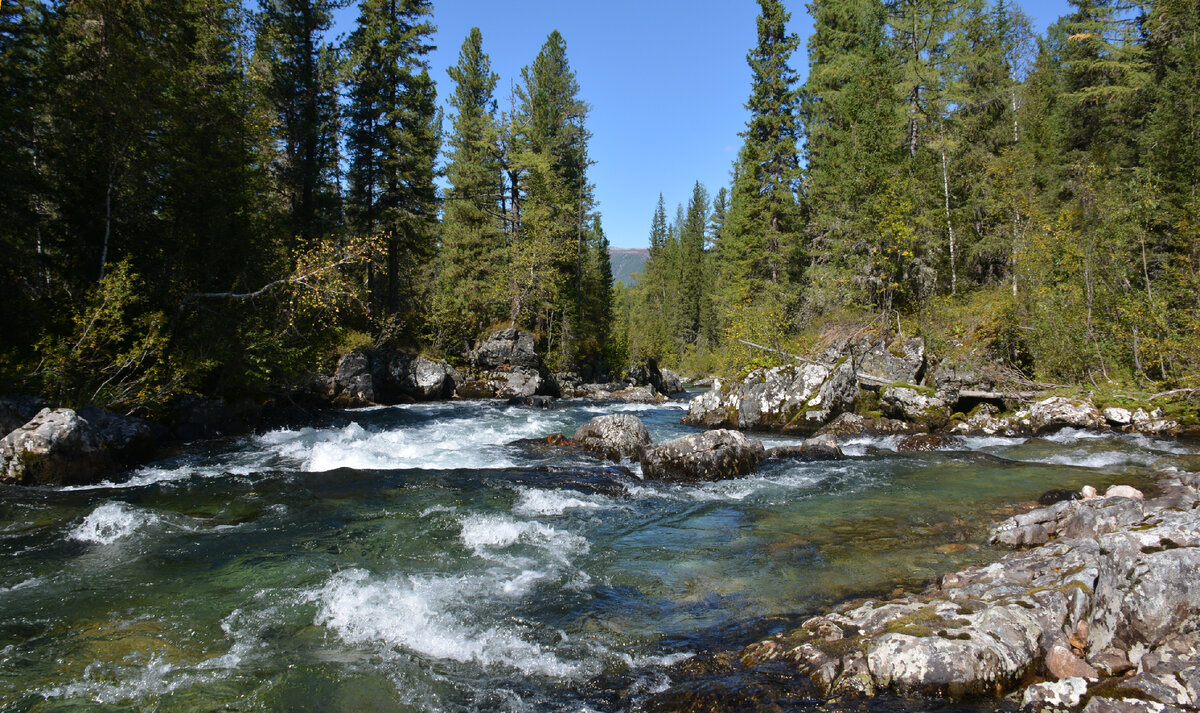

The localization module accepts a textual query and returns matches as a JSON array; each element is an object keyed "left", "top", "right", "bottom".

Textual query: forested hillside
[
  {"left": 0, "top": 0, "right": 616, "bottom": 411},
  {"left": 608, "top": 248, "right": 649, "bottom": 287},
  {"left": 621, "top": 0, "right": 1200, "bottom": 388},
  {"left": 0, "top": 0, "right": 1196, "bottom": 417}
]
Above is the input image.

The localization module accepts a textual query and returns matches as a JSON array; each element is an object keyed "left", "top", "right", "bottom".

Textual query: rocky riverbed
[{"left": 723, "top": 470, "right": 1200, "bottom": 712}]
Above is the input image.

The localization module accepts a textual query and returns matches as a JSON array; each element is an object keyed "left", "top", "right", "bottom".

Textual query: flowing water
[{"left": 1, "top": 397, "right": 1197, "bottom": 712}]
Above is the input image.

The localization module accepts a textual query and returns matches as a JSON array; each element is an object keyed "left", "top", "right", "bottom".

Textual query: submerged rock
[
  {"left": 640, "top": 429, "right": 765, "bottom": 482},
  {"left": 896, "top": 432, "right": 960, "bottom": 452},
  {"left": 573, "top": 414, "right": 652, "bottom": 462}
]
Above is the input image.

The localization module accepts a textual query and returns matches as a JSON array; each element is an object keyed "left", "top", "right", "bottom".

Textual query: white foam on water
[
  {"left": 837, "top": 434, "right": 900, "bottom": 456},
  {"left": 958, "top": 435, "right": 1028, "bottom": 450},
  {"left": 459, "top": 514, "right": 589, "bottom": 563},
  {"left": 69, "top": 502, "right": 155, "bottom": 545},
  {"left": 1032, "top": 451, "right": 1141, "bottom": 469},
  {"left": 268, "top": 406, "right": 580, "bottom": 472},
  {"left": 0, "top": 576, "right": 46, "bottom": 595},
  {"left": 313, "top": 568, "right": 593, "bottom": 678},
  {"left": 1042, "top": 427, "right": 1107, "bottom": 444},
  {"left": 511, "top": 488, "right": 617, "bottom": 517}
]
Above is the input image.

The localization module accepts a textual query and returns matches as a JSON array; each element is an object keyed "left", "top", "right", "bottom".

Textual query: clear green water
[{"left": 0, "top": 399, "right": 1195, "bottom": 712}]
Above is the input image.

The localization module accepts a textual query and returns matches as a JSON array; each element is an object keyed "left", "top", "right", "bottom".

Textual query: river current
[{"left": 1, "top": 397, "right": 1197, "bottom": 712}]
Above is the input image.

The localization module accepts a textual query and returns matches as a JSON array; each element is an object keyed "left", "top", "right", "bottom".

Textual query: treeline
[
  {"left": 0, "top": 0, "right": 613, "bottom": 412},
  {"left": 622, "top": 0, "right": 1199, "bottom": 387}
]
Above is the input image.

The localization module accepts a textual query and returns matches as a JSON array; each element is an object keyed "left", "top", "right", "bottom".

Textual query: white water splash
[
  {"left": 313, "top": 568, "right": 592, "bottom": 678},
  {"left": 69, "top": 502, "right": 154, "bottom": 545},
  {"left": 511, "top": 488, "right": 617, "bottom": 517}
]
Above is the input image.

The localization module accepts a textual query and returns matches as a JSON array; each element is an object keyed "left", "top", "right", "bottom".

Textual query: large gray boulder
[
  {"left": 640, "top": 429, "right": 765, "bottom": 482},
  {"left": 766, "top": 433, "right": 844, "bottom": 461},
  {"left": 881, "top": 384, "right": 951, "bottom": 429},
  {"left": 0, "top": 407, "right": 155, "bottom": 486},
  {"left": 383, "top": 353, "right": 457, "bottom": 401},
  {"left": 857, "top": 337, "right": 926, "bottom": 385},
  {"left": 496, "top": 367, "right": 548, "bottom": 399},
  {"left": 683, "top": 360, "right": 857, "bottom": 433},
  {"left": 330, "top": 351, "right": 378, "bottom": 406},
  {"left": 573, "top": 414, "right": 652, "bottom": 462},
  {"left": 471, "top": 328, "right": 540, "bottom": 370},
  {"left": 659, "top": 368, "right": 685, "bottom": 396},
  {"left": 1029, "top": 396, "right": 1105, "bottom": 434},
  {"left": 329, "top": 349, "right": 459, "bottom": 405}
]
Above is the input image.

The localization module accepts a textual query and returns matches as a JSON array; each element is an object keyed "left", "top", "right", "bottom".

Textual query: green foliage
[{"left": 37, "top": 262, "right": 181, "bottom": 415}]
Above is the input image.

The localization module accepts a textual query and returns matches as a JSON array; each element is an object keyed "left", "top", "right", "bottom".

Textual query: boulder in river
[
  {"left": 1029, "top": 396, "right": 1106, "bottom": 434},
  {"left": 766, "top": 433, "right": 844, "bottom": 461},
  {"left": 329, "top": 349, "right": 460, "bottom": 405},
  {"left": 640, "top": 429, "right": 765, "bottom": 482},
  {"left": 0, "top": 407, "right": 156, "bottom": 486},
  {"left": 896, "top": 432, "right": 960, "bottom": 453},
  {"left": 573, "top": 414, "right": 652, "bottom": 462},
  {"left": 330, "top": 351, "right": 378, "bottom": 406},
  {"left": 815, "top": 412, "right": 917, "bottom": 437}
]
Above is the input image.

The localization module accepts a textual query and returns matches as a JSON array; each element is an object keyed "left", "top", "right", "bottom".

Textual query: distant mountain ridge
[{"left": 608, "top": 248, "right": 648, "bottom": 286}]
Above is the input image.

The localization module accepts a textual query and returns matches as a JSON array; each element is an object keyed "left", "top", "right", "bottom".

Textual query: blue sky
[{"left": 334, "top": 1, "right": 1073, "bottom": 249}]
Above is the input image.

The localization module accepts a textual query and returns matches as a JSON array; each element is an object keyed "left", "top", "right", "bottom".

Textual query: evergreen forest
[{"left": 1, "top": 0, "right": 1197, "bottom": 416}]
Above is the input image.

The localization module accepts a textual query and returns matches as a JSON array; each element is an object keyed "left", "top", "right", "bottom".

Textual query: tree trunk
[
  {"left": 99, "top": 163, "right": 114, "bottom": 282},
  {"left": 941, "top": 145, "right": 956, "bottom": 296}
]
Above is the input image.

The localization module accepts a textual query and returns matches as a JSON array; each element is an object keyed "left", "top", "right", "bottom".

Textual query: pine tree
[
  {"left": 345, "top": 0, "right": 439, "bottom": 326},
  {"left": 255, "top": 0, "right": 345, "bottom": 246},
  {"left": 434, "top": 27, "right": 506, "bottom": 350}
]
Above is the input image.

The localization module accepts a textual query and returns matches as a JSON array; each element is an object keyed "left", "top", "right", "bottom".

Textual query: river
[{"left": 1, "top": 397, "right": 1196, "bottom": 712}]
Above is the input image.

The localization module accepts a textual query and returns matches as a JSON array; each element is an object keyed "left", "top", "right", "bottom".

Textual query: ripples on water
[{"left": 0, "top": 398, "right": 1196, "bottom": 712}]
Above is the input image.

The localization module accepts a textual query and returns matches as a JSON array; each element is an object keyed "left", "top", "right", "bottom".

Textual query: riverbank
[{"left": 645, "top": 468, "right": 1200, "bottom": 713}]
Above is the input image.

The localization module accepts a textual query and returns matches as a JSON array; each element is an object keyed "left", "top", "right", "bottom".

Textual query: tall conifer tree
[
  {"left": 434, "top": 27, "right": 505, "bottom": 349},
  {"left": 345, "top": 0, "right": 439, "bottom": 325}
]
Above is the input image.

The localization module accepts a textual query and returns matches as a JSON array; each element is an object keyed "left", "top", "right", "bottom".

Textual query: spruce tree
[
  {"left": 511, "top": 30, "right": 596, "bottom": 367},
  {"left": 801, "top": 0, "right": 904, "bottom": 309},
  {"left": 725, "top": 0, "right": 802, "bottom": 293},
  {"left": 345, "top": 0, "right": 439, "bottom": 326},
  {"left": 255, "top": 0, "right": 345, "bottom": 246},
  {"left": 434, "top": 27, "right": 506, "bottom": 350},
  {"left": 679, "top": 181, "right": 709, "bottom": 345}
]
